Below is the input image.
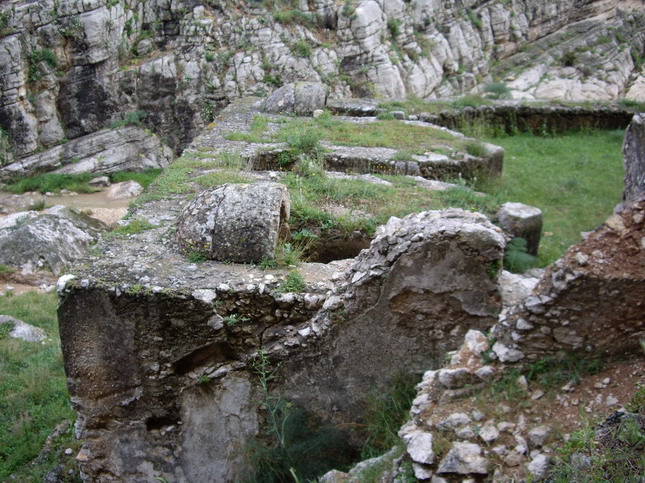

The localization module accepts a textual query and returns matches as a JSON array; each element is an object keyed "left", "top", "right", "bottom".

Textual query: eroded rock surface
[
  {"left": 0, "top": 208, "right": 106, "bottom": 275},
  {"left": 263, "top": 81, "right": 328, "bottom": 115},
  {"left": 176, "top": 182, "right": 290, "bottom": 263}
]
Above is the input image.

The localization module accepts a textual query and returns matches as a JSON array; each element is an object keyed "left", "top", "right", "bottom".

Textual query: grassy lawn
[
  {"left": 0, "top": 292, "right": 77, "bottom": 481},
  {"left": 483, "top": 130, "right": 625, "bottom": 265}
]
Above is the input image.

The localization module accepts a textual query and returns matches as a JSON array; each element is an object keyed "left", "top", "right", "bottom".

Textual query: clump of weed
[
  {"left": 187, "top": 250, "right": 208, "bottom": 264},
  {"left": 361, "top": 374, "right": 419, "bottom": 459},
  {"left": 464, "top": 140, "right": 487, "bottom": 157},
  {"left": 110, "top": 110, "right": 147, "bottom": 129},
  {"left": 452, "top": 94, "right": 490, "bottom": 109},
  {"left": 246, "top": 351, "right": 357, "bottom": 482},
  {"left": 503, "top": 237, "right": 536, "bottom": 273},
  {"left": 276, "top": 271, "right": 306, "bottom": 293},
  {"left": 105, "top": 219, "right": 156, "bottom": 239},
  {"left": 484, "top": 82, "right": 510, "bottom": 99}
]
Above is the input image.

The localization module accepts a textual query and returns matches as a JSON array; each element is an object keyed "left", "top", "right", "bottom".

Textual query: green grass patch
[
  {"left": 482, "top": 130, "right": 624, "bottom": 265},
  {"left": 276, "top": 271, "right": 306, "bottom": 294},
  {"left": 225, "top": 115, "right": 271, "bottom": 143},
  {"left": 4, "top": 173, "right": 98, "bottom": 194},
  {"left": 0, "top": 292, "right": 75, "bottom": 480},
  {"left": 549, "top": 410, "right": 645, "bottom": 482},
  {"left": 109, "top": 169, "right": 162, "bottom": 189},
  {"left": 3, "top": 169, "right": 162, "bottom": 195},
  {"left": 104, "top": 219, "right": 156, "bottom": 239}
]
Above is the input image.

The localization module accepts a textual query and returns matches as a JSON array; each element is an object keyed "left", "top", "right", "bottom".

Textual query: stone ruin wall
[
  {"left": 57, "top": 208, "right": 506, "bottom": 481},
  {"left": 55, "top": 113, "right": 645, "bottom": 481}
]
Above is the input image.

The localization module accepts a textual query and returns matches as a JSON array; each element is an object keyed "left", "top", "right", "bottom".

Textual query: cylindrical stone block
[{"left": 176, "top": 182, "right": 290, "bottom": 263}]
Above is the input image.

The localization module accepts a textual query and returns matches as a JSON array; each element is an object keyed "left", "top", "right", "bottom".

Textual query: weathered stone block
[
  {"left": 497, "top": 202, "right": 543, "bottom": 255},
  {"left": 263, "top": 82, "right": 328, "bottom": 116},
  {"left": 622, "top": 113, "right": 645, "bottom": 203},
  {"left": 176, "top": 182, "right": 290, "bottom": 263}
]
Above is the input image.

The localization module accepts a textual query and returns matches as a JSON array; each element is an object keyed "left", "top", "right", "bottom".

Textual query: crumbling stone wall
[
  {"left": 58, "top": 208, "right": 505, "bottom": 481},
  {"left": 492, "top": 193, "right": 645, "bottom": 362}
]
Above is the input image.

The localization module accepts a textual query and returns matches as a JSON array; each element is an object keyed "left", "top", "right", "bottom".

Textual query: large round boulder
[{"left": 176, "top": 182, "right": 290, "bottom": 263}]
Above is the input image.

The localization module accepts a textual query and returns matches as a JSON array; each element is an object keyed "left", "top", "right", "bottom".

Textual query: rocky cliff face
[{"left": 1, "top": 0, "right": 644, "bottom": 170}]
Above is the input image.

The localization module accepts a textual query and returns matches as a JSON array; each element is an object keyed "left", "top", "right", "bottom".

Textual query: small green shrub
[
  {"left": 110, "top": 110, "right": 147, "bottom": 129},
  {"left": 465, "top": 141, "right": 487, "bottom": 157},
  {"left": 626, "top": 384, "right": 645, "bottom": 413},
  {"left": 291, "top": 40, "right": 312, "bottom": 58},
  {"left": 452, "top": 94, "right": 489, "bottom": 109},
  {"left": 503, "top": 237, "right": 536, "bottom": 273},
  {"left": 187, "top": 250, "right": 208, "bottom": 263},
  {"left": 27, "top": 48, "right": 57, "bottom": 82},
  {"left": 466, "top": 9, "right": 482, "bottom": 30},
  {"left": 387, "top": 18, "right": 401, "bottom": 37},
  {"left": 273, "top": 9, "right": 315, "bottom": 26},
  {"left": 561, "top": 51, "right": 577, "bottom": 67},
  {"left": 223, "top": 313, "right": 250, "bottom": 327},
  {"left": 484, "top": 82, "right": 510, "bottom": 99},
  {"left": 292, "top": 156, "right": 325, "bottom": 178}
]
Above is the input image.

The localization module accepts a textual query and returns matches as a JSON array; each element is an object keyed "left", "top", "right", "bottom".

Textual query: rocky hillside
[{"left": 1, "top": 0, "right": 644, "bottom": 168}]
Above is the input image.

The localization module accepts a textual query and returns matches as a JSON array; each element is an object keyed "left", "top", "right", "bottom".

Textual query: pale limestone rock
[
  {"left": 0, "top": 315, "right": 47, "bottom": 342},
  {"left": 437, "top": 442, "right": 488, "bottom": 475},
  {"left": 106, "top": 181, "right": 143, "bottom": 200}
]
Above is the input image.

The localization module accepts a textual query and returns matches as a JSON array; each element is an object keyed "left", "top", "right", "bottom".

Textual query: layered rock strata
[{"left": 1, "top": 0, "right": 643, "bottom": 171}]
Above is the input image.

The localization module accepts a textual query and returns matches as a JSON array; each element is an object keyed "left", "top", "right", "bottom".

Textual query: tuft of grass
[
  {"left": 290, "top": 40, "right": 312, "bottom": 58},
  {"left": 276, "top": 271, "right": 306, "bottom": 294},
  {"left": 361, "top": 375, "right": 418, "bottom": 459},
  {"left": 105, "top": 219, "right": 156, "bottom": 239},
  {"left": 0, "top": 292, "right": 75, "bottom": 480},
  {"left": 464, "top": 140, "right": 487, "bottom": 157},
  {"left": 549, "top": 412, "right": 645, "bottom": 482},
  {"left": 484, "top": 82, "right": 510, "bottom": 99},
  {"left": 503, "top": 237, "right": 536, "bottom": 273},
  {"left": 452, "top": 93, "right": 490, "bottom": 109},
  {"left": 187, "top": 250, "right": 208, "bottom": 264},
  {"left": 110, "top": 169, "right": 162, "bottom": 189},
  {"left": 110, "top": 110, "right": 147, "bottom": 129}
]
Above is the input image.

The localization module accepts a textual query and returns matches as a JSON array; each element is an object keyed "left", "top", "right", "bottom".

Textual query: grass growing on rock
[{"left": 0, "top": 292, "right": 77, "bottom": 480}]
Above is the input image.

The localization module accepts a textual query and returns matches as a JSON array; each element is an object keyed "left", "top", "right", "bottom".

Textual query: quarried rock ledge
[{"left": 58, "top": 205, "right": 505, "bottom": 482}]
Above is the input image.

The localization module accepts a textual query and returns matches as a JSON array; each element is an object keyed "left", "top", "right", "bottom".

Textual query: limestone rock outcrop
[
  {"left": 0, "top": 208, "right": 106, "bottom": 275},
  {"left": 263, "top": 82, "right": 329, "bottom": 116},
  {"left": 1, "top": 0, "right": 644, "bottom": 178}
]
